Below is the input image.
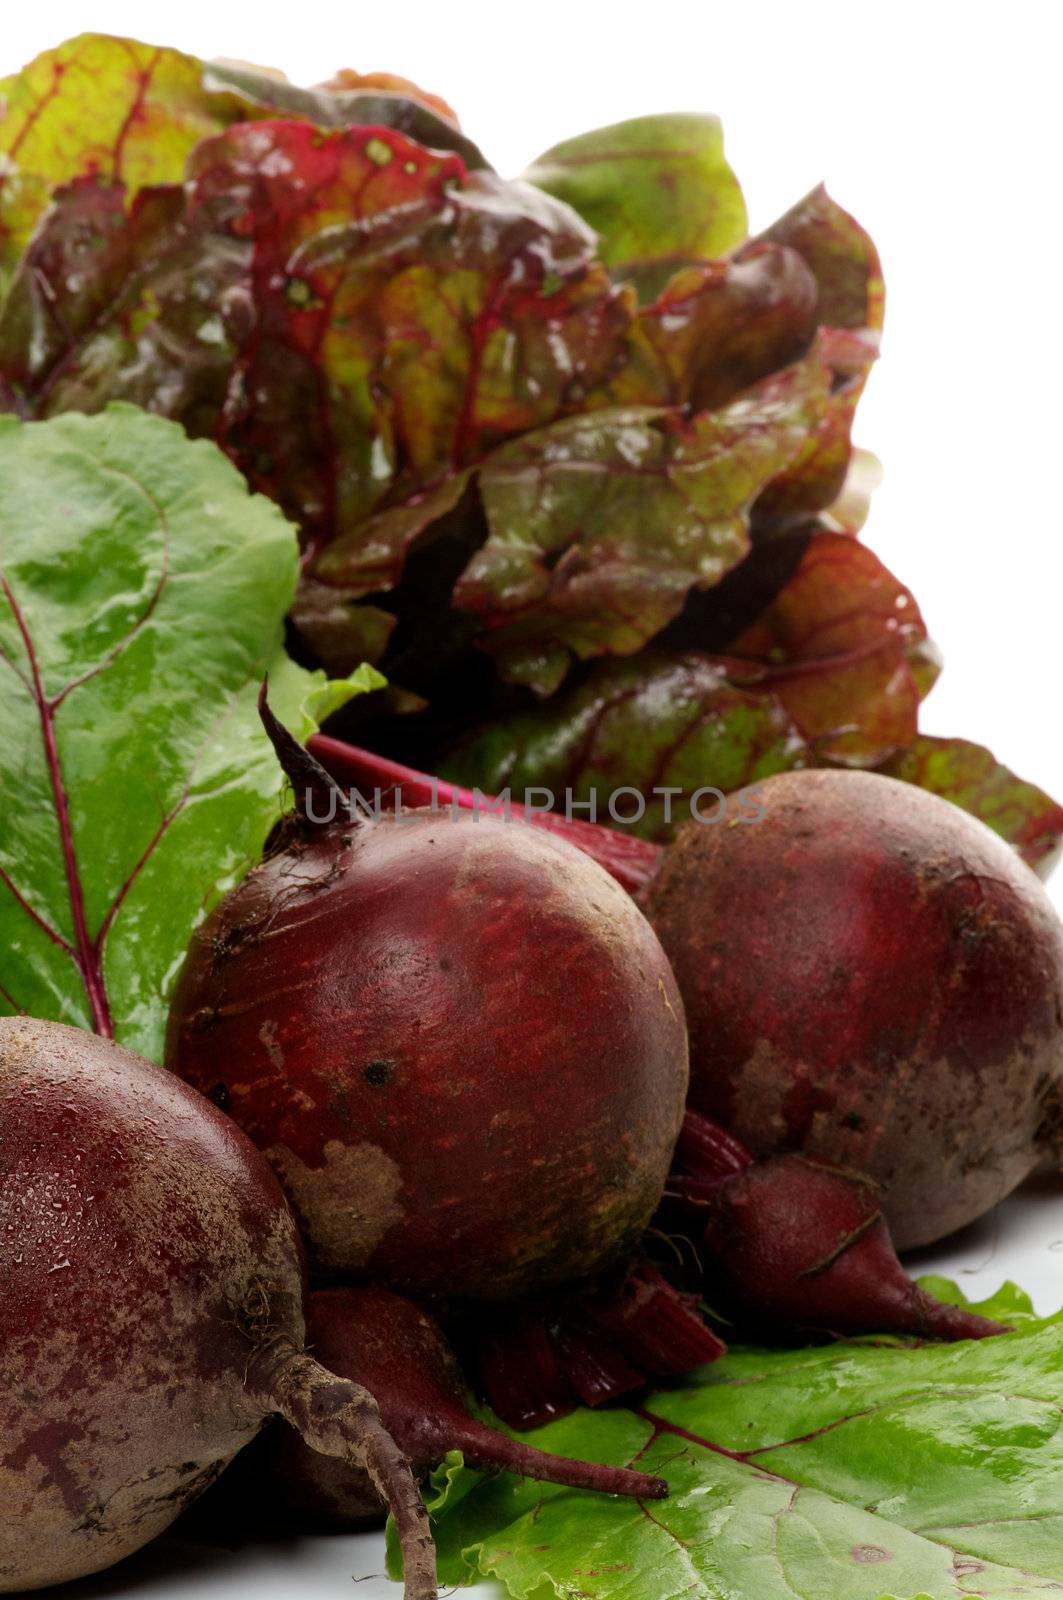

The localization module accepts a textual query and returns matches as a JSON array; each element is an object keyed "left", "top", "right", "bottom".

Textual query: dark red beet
[
  {"left": 259, "top": 1287, "right": 666, "bottom": 1524},
  {"left": 320, "top": 742, "right": 1063, "bottom": 1251},
  {"left": 167, "top": 696, "right": 688, "bottom": 1301},
  {"left": 647, "top": 769, "right": 1063, "bottom": 1247},
  {"left": 698, "top": 1151, "right": 1009, "bottom": 1341},
  {"left": 0, "top": 1017, "right": 435, "bottom": 1597}
]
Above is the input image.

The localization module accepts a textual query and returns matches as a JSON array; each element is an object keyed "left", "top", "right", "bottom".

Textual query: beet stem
[
  {"left": 258, "top": 681, "right": 351, "bottom": 827},
  {"left": 308, "top": 732, "right": 663, "bottom": 896},
  {"left": 255, "top": 1345, "right": 437, "bottom": 1600},
  {"left": 446, "top": 1416, "right": 667, "bottom": 1500}
]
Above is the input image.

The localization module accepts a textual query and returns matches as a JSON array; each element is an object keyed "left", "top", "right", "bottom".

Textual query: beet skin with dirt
[{"left": 167, "top": 701, "right": 689, "bottom": 1302}]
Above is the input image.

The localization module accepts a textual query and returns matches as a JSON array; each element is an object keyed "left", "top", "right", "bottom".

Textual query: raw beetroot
[
  {"left": 256, "top": 1286, "right": 666, "bottom": 1525},
  {"left": 0, "top": 1017, "right": 435, "bottom": 1597},
  {"left": 166, "top": 695, "right": 688, "bottom": 1301},
  {"left": 646, "top": 768, "right": 1063, "bottom": 1248},
  {"left": 316, "top": 740, "right": 1063, "bottom": 1250}
]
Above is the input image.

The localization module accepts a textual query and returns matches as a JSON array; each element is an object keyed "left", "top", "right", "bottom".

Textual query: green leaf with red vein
[
  {"left": 186, "top": 120, "right": 637, "bottom": 570},
  {"left": 408, "top": 1280, "right": 1063, "bottom": 1600},
  {"left": 0, "top": 174, "right": 247, "bottom": 425},
  {"left": 200, "top": 57, "right": 488, "bottom": 170},
  {"left": 524, "top": 113, "right": 748, "bottom": 301},
  {"left": 0, "top": 34, "right": 236, "bottom": 289},
  {"left": 0, "top": 34, "right": 488, "bottom": 299},
  {"left": 725, "top": 529, "right": 931, "bottom": 763},
  {"left": 0, "top": 406, "right": 377, "bottom": 1059},
  {"left": 611, "top": 243, "right": 819, "bottom": 412},
  {"left": 442, "top": 652, "right": 806, "bottom": 842},
  {"left": 754, "top": 326, "right": 880, "bottom": 522},
  {"left": 452, "top": 352, "right": 830, "bottom": 694},
  {"left": 881, "top": 735, "right": 1063, "bottom": 878},
  {"left": 755, "top": 183, "right": 885, "bottom": 333}
]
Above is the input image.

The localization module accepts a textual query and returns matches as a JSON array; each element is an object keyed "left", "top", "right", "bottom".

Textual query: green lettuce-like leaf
[
  {"left": 0, "top": 34, "right": 236, "bottom": 288},
  {"left": 0, "top": 174, "right": 246, "bottom": 425},
  {"left": 405, "top": 1280, "right": 1063, "bottom": 1599},
  {"left": 452, "top": 352, "right": 829, "bottom": 694},
  {"left": 881, "top": 735, "right": 1063, "bottom": 878},
  {"left": 524, "top": 114, "right": 748, "bottom": 300},
  {"left": 0, "top": 34, "right": 487, "bottom": 298},
  {"left": 0, "top": 405, "right": 378, "bottom": 1059},
  {"left": 726, "top": 529, "right": 931, "bottom": 763},
  {"left": 756, "top": 183, "right": 886, "bottom": 333},
  {"left": 443, "top": 652, "right": 806, "bottom": 840},
  {"left": 444, "top": 529, "right": 932, "bottom": 833}
]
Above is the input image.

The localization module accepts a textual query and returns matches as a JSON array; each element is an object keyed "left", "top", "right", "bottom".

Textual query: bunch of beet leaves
[{"left": 1, "top": 32, "right": 1061, "bottom": 868}]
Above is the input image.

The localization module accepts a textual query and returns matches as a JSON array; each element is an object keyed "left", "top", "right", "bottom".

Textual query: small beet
[
  {"left": 698, "top": 1150, "right": 1010, "bottom": 1341},
  {"left": 167, "top": 694, "right": 688, "bottom": 1301},
  {"left": 0, "top": 1017, "right": 435, "bottom": 1598},
  {"left": 258, "top": 1287, "right": 666, "bottom": 1524}
]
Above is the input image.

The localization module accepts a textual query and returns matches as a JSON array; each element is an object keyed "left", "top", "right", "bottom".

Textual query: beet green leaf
[
  {"left": 0, "top": 406, "right": 378, "bottom": 1059},
  {"left": 396, "top": 1281, "right": 1063, "bottom": 1599}
]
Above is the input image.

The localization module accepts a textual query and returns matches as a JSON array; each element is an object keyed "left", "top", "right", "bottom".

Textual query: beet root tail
[
  {"left": 447, "top": 1416, "right": 667, "bottom": 1500},
  {"left": 257, "top": 1346, "right": 437, "bottom": 1600},
  {"left": 701, "top": 1153, "right": 1010, "bottom": 1343},
  {"left": 907, "top": 1285, "right": 1009, "bottom": 1342}
]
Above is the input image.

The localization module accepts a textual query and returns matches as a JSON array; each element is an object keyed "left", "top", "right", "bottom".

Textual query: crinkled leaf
[
  {"left": 315, "top": 67, "right": 460, "bottom": 126},
  {"left": 442, "top": 652, "right": 805, "bottom": 841},
  {"left": 453, "top": 353, "right": 829, "bottom": 694},
  {"left": 881, "top": 735, "right": 1063, "bottom": 879},
  {"left": 0, "top": 34, "right": 238, "bottom": 289},
  {"left": 186, "top": 120, "right": 634, "bottom": 570},
  {"left": 0, "top": 34, "right": 487, "bottom": 299},
  {"left": 755, "top": 326, "right": 880, "bottom": 522},
  {"left": 201, "top": 58, "right": 488, "bottom": 170},
  {"left": 612, "top": 243, "right": 818, "bottom": 412},
  {"left": 0, "top": 174, "right": 247, "bottom": 425},
  {"left": 413, "top": 1280, "right": 1063, "bottom": 1600},
  {"left": 726, "top": 528, "right": 930, "bottom": 763},
  {"left": 755, "top": 183, "right": 885, "bottom": 333},
  {"left": 524, "top": 114, "right": 748, "bottom": 300},
  {"left": 746, "top": 187, "right": 884, "bottom": 524},
  {"left": 0, "top": 406, "right": 373, "bottom": 1060}
]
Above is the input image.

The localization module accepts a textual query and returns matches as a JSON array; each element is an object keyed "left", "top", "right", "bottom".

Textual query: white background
[{"left": 6, "top": 4, "right": 1062, "bottom": 1595}]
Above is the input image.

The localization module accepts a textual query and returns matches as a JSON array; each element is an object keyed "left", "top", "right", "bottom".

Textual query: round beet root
[
  {"left": 645, "top": 768, "right": 1063, "bottom": 1248},
  {"left": 166, "top": 697, "right": 688, "bottom": 1301},
  {"left": 0, "top": 1018, "right": 435, "bottom": 1598},
  {"left": 259, "top": 1287, "right": 665, "bottom": 1525}
]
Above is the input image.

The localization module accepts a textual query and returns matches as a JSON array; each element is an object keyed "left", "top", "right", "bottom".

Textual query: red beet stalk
[
  {"left": 309, "top": 733, "right": 662, "bottom": 897},
  {"left": 468, "top": 1258, "right": 726, "bottom": 1430}
]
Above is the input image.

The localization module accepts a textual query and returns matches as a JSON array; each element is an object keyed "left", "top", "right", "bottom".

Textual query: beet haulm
[
  {"left": 167, "top": 694, "right": 688, "bottom": 1301},
  {"left": 0, "top": 1017, "right": 436, "bottom": 1598}
]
